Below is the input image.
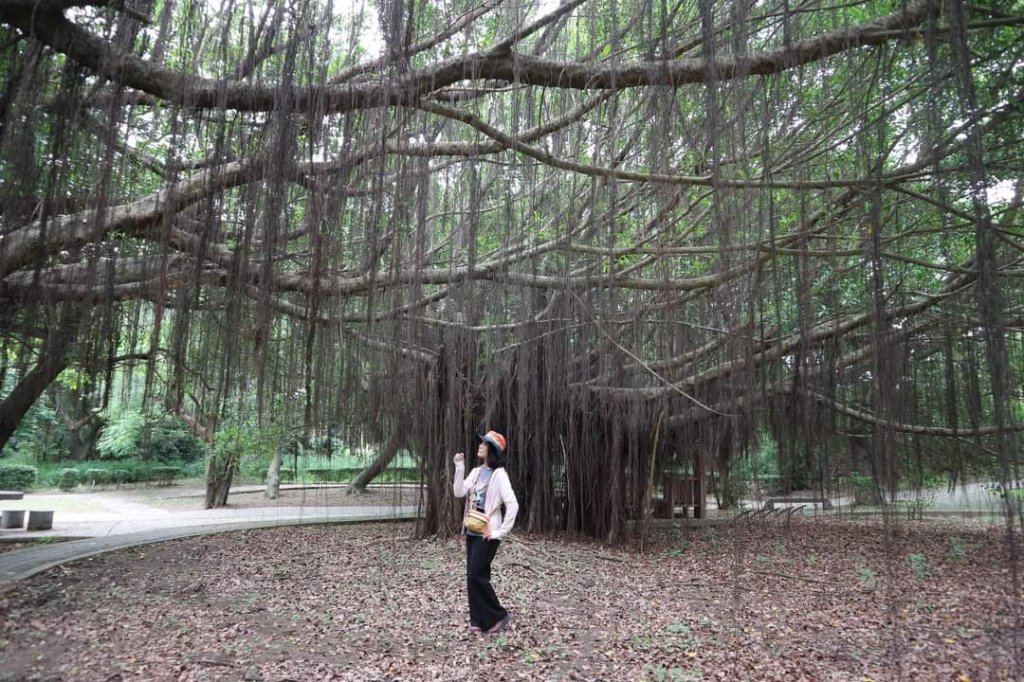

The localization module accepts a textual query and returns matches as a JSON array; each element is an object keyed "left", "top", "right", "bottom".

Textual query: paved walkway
[
  {"left": 0, "top": 484, "right": 421, "bottom": 587},
  {"left": 0, "top": 507, "right": 418, "bottom": 587},
  {"left": 742, "top": 481, "right": 1007, "bottom": 513}
]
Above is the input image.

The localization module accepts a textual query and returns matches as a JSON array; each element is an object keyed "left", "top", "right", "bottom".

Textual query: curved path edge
[{"left": 0, "top": 510, "right": 419, "bottom": 588}]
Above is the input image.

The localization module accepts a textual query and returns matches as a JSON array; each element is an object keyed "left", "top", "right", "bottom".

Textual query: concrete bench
[
  {"left": 27, "top": 511, "right": 54, "bottom": 531},
  {"left": 1, "top": 510, "right": 26, "bottom": 528},
  {"left": 0, "top": 490, "right": 25, "bottom": 500},
  {"left": 0, "top": 510, "right": 54, "bottom": 530}
]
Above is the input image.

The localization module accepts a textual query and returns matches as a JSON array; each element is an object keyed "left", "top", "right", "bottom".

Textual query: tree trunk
[
  {"left": 347, "top": 427, "right": 404, "bottom": 494},
  {"left": 265, "top": 444, "right": 283, "bottom": 499},
  {"left": 716, "top": 438, "right": 736, "bottom": 510},
  {"left": 51, "top": 383, "right": 103, "bottom": 461},
  {"left": 0, "top": 330, "right": 73, "bottom": 452},
  {"left": 205, "top": 455, "right": 236, "bottom": 508},
  {"left": 606, "top": 427, "right": 626, "bottom": 543},
  {"left": 69, "top": 421, "right": 103, "bottom": 461}
]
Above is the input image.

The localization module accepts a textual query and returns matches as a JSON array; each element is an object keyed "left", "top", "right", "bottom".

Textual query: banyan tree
[{"left": 0, "top": 0, "right": 1021, "bottom": 542}]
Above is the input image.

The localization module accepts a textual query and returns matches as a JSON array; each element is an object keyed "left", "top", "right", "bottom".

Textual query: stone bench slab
[
  {"left": 1, "top": 510, "right": 26, "bottom": 529},
  {"left": 27, "top": 511, "right": 54, "bottom": 531},
  {"left": 1, "top": 510, "right": 54, "bottom": 530}
]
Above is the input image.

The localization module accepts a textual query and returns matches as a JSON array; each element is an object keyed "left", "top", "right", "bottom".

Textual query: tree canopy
[{"left": 0, "top": 0, "right": 1021, "bottom": 539}]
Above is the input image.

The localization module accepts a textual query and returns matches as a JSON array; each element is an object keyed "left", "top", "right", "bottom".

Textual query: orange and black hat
[{"left": 476, "top": 430, "right": 507, "bottom": 453}]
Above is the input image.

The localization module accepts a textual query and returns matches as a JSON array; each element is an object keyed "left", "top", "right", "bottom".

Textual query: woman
[{"left": 453, "top": 429, "right": 518, "bottom": 635}]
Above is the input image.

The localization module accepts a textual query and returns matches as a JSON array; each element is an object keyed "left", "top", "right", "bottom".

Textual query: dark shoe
[{"left": 486, "top": 614, "right": 512, "bottom": 635}]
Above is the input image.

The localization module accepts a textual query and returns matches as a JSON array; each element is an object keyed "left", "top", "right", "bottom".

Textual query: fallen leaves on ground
[{"left": 0, "top": 518, "right": 1017, "bottom": 681}]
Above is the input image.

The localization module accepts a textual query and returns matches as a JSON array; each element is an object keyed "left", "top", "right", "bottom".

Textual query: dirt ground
[
  {"left": 0, "top": 542, "right": 30, "bottom": 554},
  {"left": 0, "top": 518, "right": 1017, "bottom": 681}
]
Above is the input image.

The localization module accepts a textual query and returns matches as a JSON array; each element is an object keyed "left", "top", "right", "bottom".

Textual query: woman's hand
[{"left": 454, "top": 452, "right": 464, "bottom": 465}]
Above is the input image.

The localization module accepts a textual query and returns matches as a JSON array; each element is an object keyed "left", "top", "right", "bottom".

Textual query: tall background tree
[{"left": 0, "top": 0, "right": 1020, "bottom": 553}]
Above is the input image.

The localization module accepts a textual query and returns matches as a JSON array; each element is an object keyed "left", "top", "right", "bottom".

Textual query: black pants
[{"left": 465, "top": 534, "right": 508, "bottom": 630}]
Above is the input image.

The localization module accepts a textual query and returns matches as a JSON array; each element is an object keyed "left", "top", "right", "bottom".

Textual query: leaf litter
[{"left": 0, "top": 518, "right": 1017, "bottom": 681}]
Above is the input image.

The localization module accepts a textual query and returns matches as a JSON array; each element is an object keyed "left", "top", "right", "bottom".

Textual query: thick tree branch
[
  {"left": 0, "top": 323, "right": 76, "bottom": 452},
  {"left": 0, "top": 160, "right": 259, "bottom": 279},
  {"left": 330, "top": 0, "right": 505, "bottom": 84},
  {"left": 1, "top": 0, "right": 937, "bottom": 113},
  {"left": 591, "top": 267, "right": 977, "bottom": 401},
  {"left": 810, "top": 393, "right": 1024, "bottom": 437}
]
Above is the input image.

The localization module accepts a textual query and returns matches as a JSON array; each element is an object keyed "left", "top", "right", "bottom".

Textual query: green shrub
[
  {"left": 85, "top": 468, "right": 112, "bottom": 485},
  {"left": 377, "top": 467, "right": 420, "bottom": 483},
  {"left": 306, "top": 467, "right": 349, "bottom": 483},
  {"left": 847, "top": 473, "right": 882, "bottom": 505},
  {"left": 710, "top": 476, "right": 748, "bottom": 508},
  {"left": 144, "top": 417, "right": 205, "bottom": 462},
  {"left": 87, "top": 463, "right": 140, "bottom": 484},
  {"left": 25, "top": 458, "right": 200, "bottom": 489},
  {"left": 908, "top": 553, "right": 931, "bottom": 579},
  {"left": 97, "top": 410, "right": 145, "bottom": 459},
  {"left": 97, "top": 410, "right": 204, "bottom": 462},
  {"left": 112, "top": 469, "right": 133, "bottom": 485},
  {"left": 984, "top": 483, "right": 1024, "bottom": 500},
  {"left": 1, "top": 398, "right": 66, "bottom": 463},
  {"left": 751, "top": 475, "right": 785, "bottom": 496},
  {"left": 150, "top": 466, "right": 181, "bottom": 485},
  {"left": 857, "top": 567, "right": 878, "bottom": 586},
  {"left": 0, "top": 464, "right": 38, "bottom": 489},
  {"left": 180, "top": 460, "right": 206, "bottom": 479},
  {"left": 304, "top": 467, "right": 419, "bottom": 484},
  {"left": 895, "top": 498, "right": 933, "bottom": 520},
  {"left": 57, "top": 468, "right": 80, "bottom": 491},
  {"left": 919, "top": 471, "right": 947, "bottom": 491},
  {"left": 260, "top": 466, "right": 296, "bottom": 483}
]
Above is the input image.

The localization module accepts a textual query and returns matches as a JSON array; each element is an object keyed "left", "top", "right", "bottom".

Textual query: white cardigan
[{"left": 453, "top": 463, "right": 519, "bottom": 541}]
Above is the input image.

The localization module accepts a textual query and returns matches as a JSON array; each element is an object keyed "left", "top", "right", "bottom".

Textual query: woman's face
[{"left": 476, "top": 441, "right": 489, "bottom": 464}]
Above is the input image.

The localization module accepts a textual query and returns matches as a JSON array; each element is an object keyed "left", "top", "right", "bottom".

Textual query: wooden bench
[{"left": 654, "top": 477, "right": 704, "bottom": 519}]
